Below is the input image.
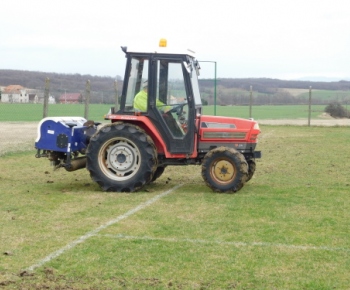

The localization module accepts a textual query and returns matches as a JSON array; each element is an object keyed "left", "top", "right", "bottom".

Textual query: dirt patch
[
  {"left": 0, "top": 122, "right": 38, "bottom": 155},
  {"left": 258, "top": 118, "right": 350, "bottom": 126}
]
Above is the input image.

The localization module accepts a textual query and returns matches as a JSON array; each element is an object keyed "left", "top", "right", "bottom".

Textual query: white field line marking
[
  {"left": 26, "top": 184, "right": 182, "bottom": 272},
  {"left": 100, "top": 234, "right": 350, "bottom": 253}
]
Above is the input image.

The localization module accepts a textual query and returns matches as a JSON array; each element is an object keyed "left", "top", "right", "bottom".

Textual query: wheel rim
[
  {"left": 98, "top": 138, "right": 141, "bottom": 181},
  {"left": 211, "top": 159, "right": 236, "bottom": 184}
]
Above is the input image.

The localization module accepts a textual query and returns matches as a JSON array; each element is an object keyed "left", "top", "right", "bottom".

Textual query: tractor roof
[{"left": 121, "top": 39, "right": 196, "bottom": 58}]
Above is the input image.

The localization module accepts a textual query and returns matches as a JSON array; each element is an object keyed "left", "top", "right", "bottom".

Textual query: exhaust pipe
[{"left": 65, "top": 157, "right": 87, "bottom": 172}]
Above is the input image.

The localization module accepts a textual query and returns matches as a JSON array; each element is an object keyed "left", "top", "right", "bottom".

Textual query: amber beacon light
[{"left": 159, "top": 38, "right": 167, "bottom": 47}]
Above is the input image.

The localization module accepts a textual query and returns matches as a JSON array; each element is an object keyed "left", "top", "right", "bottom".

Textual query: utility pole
[
  {"left": 43, "top": 78, "right": 50, "bottom": 118},
  {"left": 84, "top": 80, "right": 91, "bottom": 119},
  {"left": 249, "top": 85, "right": 253, "bottom": 118},
  {"left": 308, "top": 86, "right": 312, "bottom": 126},
  {"left": 199, "top": 61, "right": 217, "bottom": 115}
]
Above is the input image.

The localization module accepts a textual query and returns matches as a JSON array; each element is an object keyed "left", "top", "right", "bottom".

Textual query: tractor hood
[{"left": 198, "top": 115, "right": 261, "bottom": 152}]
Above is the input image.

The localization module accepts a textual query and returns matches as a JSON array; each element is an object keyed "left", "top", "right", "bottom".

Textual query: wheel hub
[
  {"left": 116, "top": 153, "right": 126, "bottom": 163},
  {"left": 105, "top": 141, "right": 138, "bottom": 176},
  {"left": 213, "top": 160, "right": 234, "bottom": 182}
]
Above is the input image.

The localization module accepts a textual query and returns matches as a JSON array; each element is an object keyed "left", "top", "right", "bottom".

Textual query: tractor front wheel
[
  {"left": 246, "top": 159, "right": 256, "bottom": 182},
  {"left": 86, "top": 122, "right": 157, "bottom": 192},
  {"left": 201, "top": 147, "right": 248, "bottom": 193},
  {"left": 151, "top": 166, "right": 166, "bottom": 182}
]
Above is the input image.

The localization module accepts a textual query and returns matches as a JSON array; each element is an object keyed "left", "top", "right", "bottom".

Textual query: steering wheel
[{"left": 169, "top": 103, "right": 186, "bottom": 115}]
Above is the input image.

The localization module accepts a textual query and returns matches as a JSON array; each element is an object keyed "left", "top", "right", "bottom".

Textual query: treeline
[{"left": 1, "top": 69, "right": 350, "bottom": 105}]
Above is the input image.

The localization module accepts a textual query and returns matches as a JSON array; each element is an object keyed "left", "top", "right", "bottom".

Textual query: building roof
[
  {"left": 59, "top": 93, "right": 82, "bottom": 101},
  {"left": 4, "top": 85, "right": 25, "bottom": 93}
]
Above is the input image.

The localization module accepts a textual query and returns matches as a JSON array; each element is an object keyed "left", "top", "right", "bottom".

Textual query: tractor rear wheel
[
  {"left": 86, "top": 122, "right": 157, "bottom": 192},
  {"left": 201, "top": 147, "right": 248, "bottom": 193}
]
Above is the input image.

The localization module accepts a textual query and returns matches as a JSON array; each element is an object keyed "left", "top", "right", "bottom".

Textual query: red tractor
[{"left": 35, "top": 40, "right": 261, "bottom": 193}]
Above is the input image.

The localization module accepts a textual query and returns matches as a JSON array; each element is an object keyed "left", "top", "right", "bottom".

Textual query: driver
[
  {"left": 134, "top": 80, "right": 170, "bottom": 112},
  {"left": 133, "top": 80, "right": 185, "bottom": 137}
]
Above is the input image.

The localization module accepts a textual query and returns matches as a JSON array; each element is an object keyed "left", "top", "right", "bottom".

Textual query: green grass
[
  {"left": 0, "top": 103, "right": 327, "bottom": 122},
  {"left": 1, "top": 126, "right": 350, "bottom": 289},
  {"left": 203, "top": 104, "right": 326, "bottom": 119},
  {"left": 0, "top": 103, "right": 111, "bottom": 122}
]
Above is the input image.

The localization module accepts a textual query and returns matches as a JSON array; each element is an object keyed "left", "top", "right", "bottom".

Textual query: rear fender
[{"left": 108, "top": 115, "right": 195, "bottom": 158}]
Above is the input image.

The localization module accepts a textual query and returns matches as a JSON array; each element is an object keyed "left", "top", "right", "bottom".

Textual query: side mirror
[
  {"left": 194, "top": 60, "right": 201, "bottom": 76},
  {"left": 183, "top": 61, "right": 191, "bottom": 74}
]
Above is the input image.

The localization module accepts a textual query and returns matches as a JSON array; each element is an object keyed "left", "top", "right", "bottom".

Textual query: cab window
[
  {"left": 124, "top": 57, "right": 149, "bottom": 112},
  {"left": 156, "top": 60, "right": 189, "bottom": 138}
]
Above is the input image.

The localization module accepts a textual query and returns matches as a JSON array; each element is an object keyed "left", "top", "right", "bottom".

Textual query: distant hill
[
  {"left": 1, "top": 69, "right": 349, "bottom": 105},
  {"left": 296, "top": 76, "right": 350, "bottom": 82}
]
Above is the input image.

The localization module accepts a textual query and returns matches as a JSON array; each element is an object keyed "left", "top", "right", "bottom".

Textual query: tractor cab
[{"left": 107, "top": 39, "right": 202, "bottom": 154}]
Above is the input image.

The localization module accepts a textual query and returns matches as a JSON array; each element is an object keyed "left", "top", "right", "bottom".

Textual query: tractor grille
[{"left": 202, "top": 132, "right": 247, "bottom": 139}]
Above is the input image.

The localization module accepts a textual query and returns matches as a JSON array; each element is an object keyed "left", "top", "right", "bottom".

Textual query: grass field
[
  {"left": 1, "top": 125, "right": 350, "bottom": 289},
  {"left": 0, "top": 103, "right": 328, "bottom": 122},
  {"left": 203, "top": 104, "right": 327, "bottom": 120}
]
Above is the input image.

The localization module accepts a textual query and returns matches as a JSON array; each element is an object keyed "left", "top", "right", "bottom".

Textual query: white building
[
  {"left": 1, "top": 85, "right": 56, "bottom": 104},
  {"left": 1, "top": 85, "right": 29, "bottom": 103},
  {"left": 48, "top": 96, "right": 56, "bottom": 104}
]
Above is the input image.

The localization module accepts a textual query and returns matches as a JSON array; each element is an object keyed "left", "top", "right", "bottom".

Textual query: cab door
[{"left": 148, "top": 57, "right": 195, "bottom": 154}]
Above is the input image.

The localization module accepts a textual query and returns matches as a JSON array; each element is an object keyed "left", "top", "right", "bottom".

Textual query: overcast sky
[{"left": 1, "top": 0, "right": 349, "bottom": 81}]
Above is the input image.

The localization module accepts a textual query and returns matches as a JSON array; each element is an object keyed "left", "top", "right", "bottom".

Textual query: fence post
[
  {"left": 43, "top": 77, "right": 50, "bottom": 118},
  {"left": 308, "top": 86, "right": 312, "bottom": 126},
  {"left": 84, "top": 80, "right": 91, "bottom": 120},
  {"left": 249, "top": 85, "right": 253, "bottom": 118},
  {"left": 114, "top": 80, "right": 119, "bottom": 112}
]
